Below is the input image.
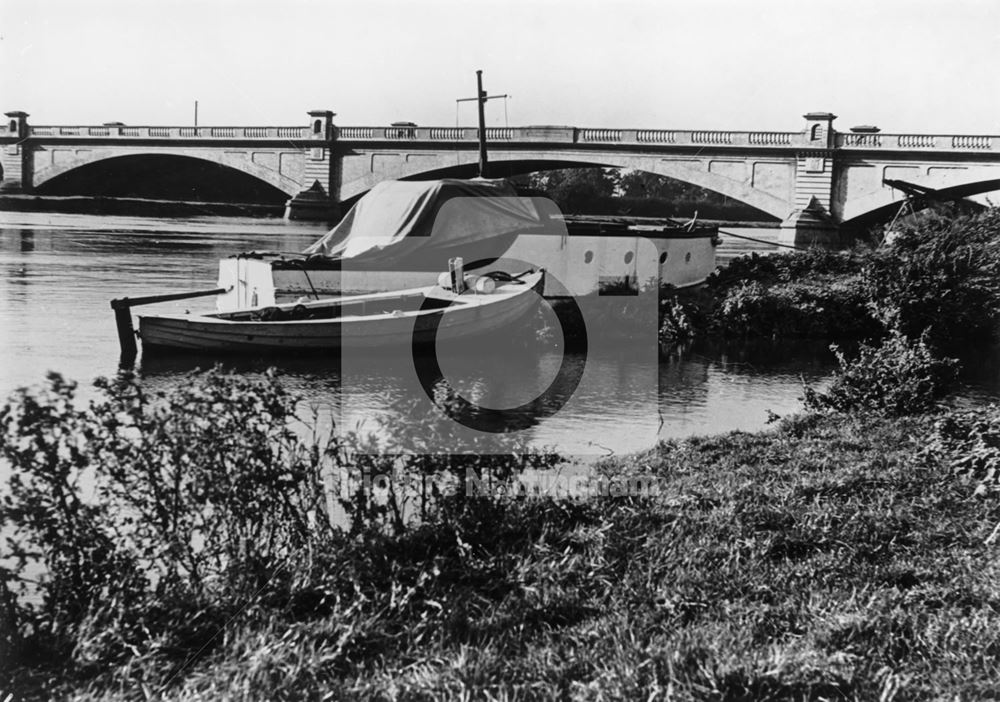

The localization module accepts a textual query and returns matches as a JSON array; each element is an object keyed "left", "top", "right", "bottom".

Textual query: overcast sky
[{"left": 2, "top": 0, "right": 998, "bottom": 134}]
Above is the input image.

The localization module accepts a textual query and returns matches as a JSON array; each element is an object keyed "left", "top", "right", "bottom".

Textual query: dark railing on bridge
[{"left": 24, "top": 124, "right": 997, "bottom": 153}]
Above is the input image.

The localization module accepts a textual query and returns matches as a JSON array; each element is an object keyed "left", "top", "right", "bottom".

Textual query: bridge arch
[
  {"left": 842, "top": 166, "right": 1000, "bottom": 226},
  {"left": 33, "top": 149, "right": 300, "bottom": 199},
  {"left": 339, "top": 151, "right": 792, "bottom": 219}
]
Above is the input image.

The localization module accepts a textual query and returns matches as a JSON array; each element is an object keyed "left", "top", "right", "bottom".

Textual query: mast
[
  {"left": 476, "top": 70, "right": 488, "bottom": 178},
  {"left": 456, "top": 71, "right": 508, "bottom": 179}
]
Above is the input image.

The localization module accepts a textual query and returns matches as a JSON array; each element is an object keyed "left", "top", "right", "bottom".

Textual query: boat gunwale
[{"left": 139, "top": 271, "right": 544, "bottom": 328}]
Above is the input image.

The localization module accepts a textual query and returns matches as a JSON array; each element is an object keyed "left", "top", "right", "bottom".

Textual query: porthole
[
  {"left": 659, "top": 252, "right": 668, "bottom": 264},
  {"left": 584, "top": 250, "right": 594, "bottom": 264},
  {"left": 624, "top": 251, "right": 634, "bottom": 264},
  {"left": 685, "top": 252, "right": 692, "bottom": 263}
]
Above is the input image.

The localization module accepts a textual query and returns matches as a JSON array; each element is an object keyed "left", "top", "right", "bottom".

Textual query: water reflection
[{"left": 134, "top": 337, "right": 838, "bottom": 456}]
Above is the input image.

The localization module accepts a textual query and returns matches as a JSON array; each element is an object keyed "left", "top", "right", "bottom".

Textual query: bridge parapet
[
  {"left": 837, "top": 132, "right": 995, "bottom": 152},
  {"left": 332, "top": 125, "right": 804, "bottom": 148},
  {"left": 337, "top": 125, "right": 578, "bottom": 142},
  {"left": 27, "top": 125, "right": 310, "bottom": 140},
  {"left": 21, "top": 122, "right": 997, "bottom": 154}
]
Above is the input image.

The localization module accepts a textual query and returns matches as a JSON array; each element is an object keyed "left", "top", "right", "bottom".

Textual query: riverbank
[
  {"left": 0, "top": 194, "right": 285, "bottom": 218},
  {"left": 2, "top": 371, "right": 999, "bottom": 700},
  {"left": 662, "top": 205, "right": 1000, "bottom": 344}
]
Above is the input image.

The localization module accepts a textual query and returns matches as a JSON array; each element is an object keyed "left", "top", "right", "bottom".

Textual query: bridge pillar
[
  {"left": 285, "top": 109, "right": 340, "bottom": 221},
  {"left": 0, "top": 111, "right": 31, "bottom": 193},
  {"left": 780, "top": 196, "right": 841, "bottom": 247},
  {"left": 781, "top": 112, "right": 840, "bottom": 246}
]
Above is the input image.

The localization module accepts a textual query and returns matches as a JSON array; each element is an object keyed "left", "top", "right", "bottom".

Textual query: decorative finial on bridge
[
  {"left": 5, "top": 111, "right": 29, "bottom": 139},
  {"left": 803, "top": 112, "right": 837, "bottom": 148},
  {"left": 307, "top": 110, "right": 336, "bottom": 141}
]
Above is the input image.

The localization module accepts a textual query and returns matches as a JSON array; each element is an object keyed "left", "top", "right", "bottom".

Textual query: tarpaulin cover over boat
[{"left": 302, "top": 179, "right": 549, "bottom": 265}]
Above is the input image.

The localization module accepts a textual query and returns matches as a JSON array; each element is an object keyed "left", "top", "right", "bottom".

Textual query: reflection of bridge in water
[{"left": 2, "top": 109, "right": 999, "bottom": 244}]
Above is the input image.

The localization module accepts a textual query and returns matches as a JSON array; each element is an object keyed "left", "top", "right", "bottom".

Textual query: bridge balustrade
[
  {"left": 27, "top": 125, "right": 310, "bottom": 140},
  {"left": 896, "top": 135, "right": 936, "bottom": 148},
  {"left": 841, "top": 133, "right": 882, "bottom": 147},
  {"left": 748, "top": 132, "right": 794, "bottom": 145},
  {"left": 428, "top": 128, "right": 465, "bottom": 140},
  {"left": 952, "top": 135, "right": 993, "bottom": 150},
  {"left": 835, "top": 132, "right": 994, "bottom": 152},
  {"left": 17, "top": 123, "right": 998, "bottom": 154},
  {"left": 691, "top": 131, "right": 733, "bottom": 145},
  {"left": 337, "top": 127, "right": 376, "bottom": 139},
  {"left": 579, "top": 129, "right": 623, "bottom": 142},
  {"left": 636, "top": 130, "right": 677, "bottom": 143},
  {"left": 483, "top": 128, "right": 514, "bottom": 140}
]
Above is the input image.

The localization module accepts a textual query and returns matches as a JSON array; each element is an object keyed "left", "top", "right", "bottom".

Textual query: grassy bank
[{"left": 2, "top": 370, "right": 1000, "bottom": 700}]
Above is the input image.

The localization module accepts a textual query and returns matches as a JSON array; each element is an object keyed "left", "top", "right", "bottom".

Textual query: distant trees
[
  {"left": 521, "top": 168, "right": 619, "bottom": 213},
  {"left": 617, "top": 170, "right": 715, "bottom": 202},
  {"left": 514, "top": 167, "right": 775, "bottom": 221}
]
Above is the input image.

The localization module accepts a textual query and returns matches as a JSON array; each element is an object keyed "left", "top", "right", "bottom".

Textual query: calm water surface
[{"left": 1, "top": 213, "right": 996, "bottom": 457}]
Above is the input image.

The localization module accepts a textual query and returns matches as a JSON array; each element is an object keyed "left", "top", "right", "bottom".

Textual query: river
[{"left": 1, "top": 212, "right": 996, "bottom": 458}]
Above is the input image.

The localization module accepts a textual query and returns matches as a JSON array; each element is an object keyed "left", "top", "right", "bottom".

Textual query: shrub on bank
[
  {"left": 0, "top": 369, "right": 549, "bottom": 698},
  {"left": 863, "top": 207, "right": 1000, "bottom": 345},
  {"left": 708, "top": 278, "right": 877, "bottom": 339},
  {"left": 709, "top": 248, "right": 865, "bottom": 290},
  {"left": 803, "top": 331, "right": 959, "bottom": 416},
  {"left": 658, "top": 293, "right": 703, "bottom": 342},
  {"left": 0, "top": 370, "right": 332, "bottom": 690},
  {"left": 666, "top": 206, "right": 1000, "bottom": 345},
  {"left": 662, "top": 248, "right": 879, "bottom": 342}
]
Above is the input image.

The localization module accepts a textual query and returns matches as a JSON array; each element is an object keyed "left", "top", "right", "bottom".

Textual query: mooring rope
[{"left": 719, "top": 229, "right": 806, "bottom": 251}]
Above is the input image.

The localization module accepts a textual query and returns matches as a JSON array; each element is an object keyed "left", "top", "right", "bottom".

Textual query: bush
[
  {"left": 708, "top": 249, "right": 865, "bottom": 291},
  {"left": 707, "top": 279, "right": 877, "bottom": 339},
  {"left": 0, "top": 369, "right": 332, "bottom": 688},
  {"left": 713, "top": 280, "right": 799, "bottom": 337},
  {"left": 926, "top": 404, "right": 1000, "bottom": 497},
  {"left": 658, "top": 296, "right": 700, "bottom": 342},
  {"left": 0, "top": 369, "right": 553, "bottom": 697},
  {"left": 667, "top": 249, "right": 880, "bottom": 341},
  {"left": 863, "top": 207, "right": 1000, "bottom": 344},
  {"left": 686, "top": 208, "right": 1000, "bottom": 345},
  {"left": 803, "top": 331, "right": 959, "bottom": 416}
]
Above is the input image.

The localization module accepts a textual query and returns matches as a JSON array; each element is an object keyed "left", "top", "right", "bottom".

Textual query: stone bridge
[{"left": 2, "top": 109, "right": 998, "bottom": 243}]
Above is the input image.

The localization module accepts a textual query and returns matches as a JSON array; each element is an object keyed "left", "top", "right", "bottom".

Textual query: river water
[{"left": 1, "top": 212, "right": 997, "bottom": 457}]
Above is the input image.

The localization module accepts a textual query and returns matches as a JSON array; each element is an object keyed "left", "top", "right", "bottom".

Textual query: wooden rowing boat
[{"left": 137, "top": 269, "right": 544, "bottom": 353}]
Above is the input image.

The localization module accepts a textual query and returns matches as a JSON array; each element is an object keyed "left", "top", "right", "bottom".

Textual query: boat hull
[
  {"left": 217, "top": 228, "right": 717, "bottom": 311},
  {"left": 139, "top": 273, "right": 544, "bottom": 353}
]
